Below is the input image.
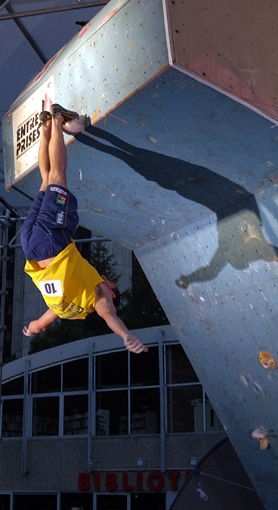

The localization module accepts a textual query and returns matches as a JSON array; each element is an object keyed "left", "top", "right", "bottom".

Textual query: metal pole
[
  {"left": 0, "top": 0, "right": 11, "bottom": 14},
  {"left": 158, "top": 329, "right": 166, "bottom": 472},
  {"left": 87, "top": 340, "right": 93, "bottom": 472},
  {"left": 0, "top": 210, "right": 10, "bottom": 405},
  {"left": 22, "top": 359, "right": 29, "bottom": 474}
]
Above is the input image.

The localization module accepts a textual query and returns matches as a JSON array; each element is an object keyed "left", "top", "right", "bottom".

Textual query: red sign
[{"left": 78, "top": 470, "right": 192, "bottom": 492}]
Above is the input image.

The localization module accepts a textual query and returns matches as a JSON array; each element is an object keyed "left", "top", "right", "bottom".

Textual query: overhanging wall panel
[{"left": 166, "top": 0, "right": 278, "bottom": 120}]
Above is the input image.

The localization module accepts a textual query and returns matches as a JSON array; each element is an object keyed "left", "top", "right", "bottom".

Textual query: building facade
[{"left": 0, "top": 325, "right": 226, "bottom": 510}]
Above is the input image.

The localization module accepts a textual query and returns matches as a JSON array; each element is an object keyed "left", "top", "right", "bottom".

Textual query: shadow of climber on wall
[{"left": 79, "top": 126, "right": 278, "bottom": 290}]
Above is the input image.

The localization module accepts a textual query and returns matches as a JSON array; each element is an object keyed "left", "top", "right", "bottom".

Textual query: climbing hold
[
  {"left": 252, "top": 427, "right": 270, "bottom": 450},
  {"left": 259, "top": 350, "right": 276, "bottom": 370}
]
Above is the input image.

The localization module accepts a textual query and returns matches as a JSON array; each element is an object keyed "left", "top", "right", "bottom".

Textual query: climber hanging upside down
[{"left": 21, "top": 104, "right": 148, "bottom": 354}]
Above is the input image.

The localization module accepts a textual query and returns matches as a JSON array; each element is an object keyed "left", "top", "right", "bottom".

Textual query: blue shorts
[{"left": 21, "top": 184, "right": 79, "bottom": 261}]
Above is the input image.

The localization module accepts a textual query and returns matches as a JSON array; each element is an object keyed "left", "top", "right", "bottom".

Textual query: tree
[
  {"left": 119, "top": 257, "right": 169, "bottom": 330},
  {"left": 90, "top": 242, "right": 120, "bottom": 285}
]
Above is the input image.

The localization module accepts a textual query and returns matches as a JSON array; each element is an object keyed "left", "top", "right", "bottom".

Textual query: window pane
[
  {"left": 166, "top": 345, "right": 198, "bottom": 384},
  {"left": 96, "top": 390, "right": 127, "bottom": 436},
  {"left": 131, "top": 493, "right": 165, "bottom": 510},
  {"left": 0, "top": 495, "right": 10, "bottom": 510},
  {"left": 167, "top": 385, "right": 203, "bottom": 433},
  {"left": 32, "top": 397, "right": 59, "bottom": 436},
  {"left": 97, "top": 495, "right": 127, "bottom": 510},
  {"left": 130, "top": 347, "right": 159, "bottom": 386},
  {"left": 2, "top": 399, "right": 23, "bottom": 437},
  {"left": 32, "top": 366, "right": 61, "bottom": 393},
  {"left": 13, "top": 494, "right": 57, "bottom": 510},
  {"left": 63, "top": 358, "right": 88, "bottom": 391},
  {"left": 130, "top": 388, "right": 160, "bottom": 434},
  {"left": 61, "top": 492, "right": 93, "bottom": 510},
  {"left": 64, "top": 394, "right": 88, "bottom": 435},
  {"left": 96, "top": 351, "right": 128, "bottom": 389},
  {"left": 2, "top": 376, "right": 24, "bottom": 396},
  {"left": 204, "top": 396, "right": 223, "bottom": 432}
]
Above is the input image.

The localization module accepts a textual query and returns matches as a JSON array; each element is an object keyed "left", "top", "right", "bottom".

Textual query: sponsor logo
[
  {"left": 16, "top": 113, "right": 40, "bottom": 158},
  {"left": 56, "top": 211, "right": 64, "bottom": 224},
  {"left": 56, "top": 193, "right": 67, "bottom": 206},
  {"left": 50, "top": 186, "right": 68, "bottom": 196}
]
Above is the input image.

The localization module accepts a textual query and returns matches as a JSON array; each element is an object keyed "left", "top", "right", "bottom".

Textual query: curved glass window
[
  {"left": 2, "top": 399, "right": 23, "bottom": 437},
  {"left": 130, "top": 388, "right": 160, "bottom": 434},
  {"left": 2, "top": 376, "right": 23, "bottom": 396},
  {"left": 1, "top": 334, "right": 222, "bottom": 439},
  {"left": 96, "top": 390, "right": 128, "bottom": 436},
  {"left": 32, "top": 366, "right": 61, "bottom": 394},
  {"left": 32, "top": 396, "right": 59, "bottom": 436},
  {"left": 166, "top": 344, "right": 198, "bottom": 384},
  {"left": 130, "top": 347, "right": 159, "bottom": 386},
  {"left": 96, "top": 351, "right": 128, "bottom": 389},
  {"left": 64, "top": 394, "right": 88, "bottom": 435},
  {"left": 63, "top": 358, "right": 88, "bottom": 391},
  {"left": 167, "top": 385, "right": 203, "bottom": 433}
]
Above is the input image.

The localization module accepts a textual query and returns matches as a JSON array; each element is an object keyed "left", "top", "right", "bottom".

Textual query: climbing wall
[{"left": 3, "top": 1, "right": 278, "bottom": 508}]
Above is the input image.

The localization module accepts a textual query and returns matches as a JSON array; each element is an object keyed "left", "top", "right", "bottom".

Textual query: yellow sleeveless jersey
[{"left": 24, "top": 241, "right": 104, "bottom": 319}]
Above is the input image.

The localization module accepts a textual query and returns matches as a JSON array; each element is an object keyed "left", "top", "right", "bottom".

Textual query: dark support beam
[{"left": 0, "top": 1, "right": 108, "bottom": 20}]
